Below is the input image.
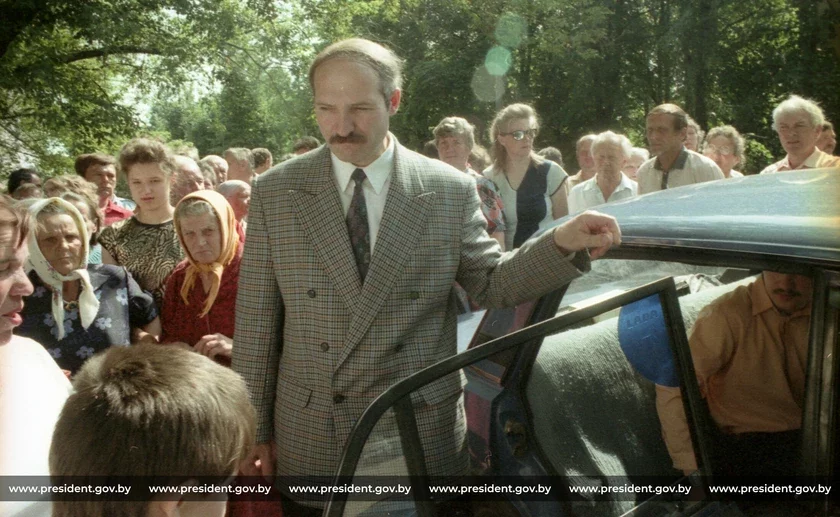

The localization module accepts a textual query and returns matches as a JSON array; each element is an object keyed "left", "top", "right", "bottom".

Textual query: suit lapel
[
  {"left": 338, "top": 143, "right": 435, "bottom": 370},
  {"left": 291, "top": 148, "right": 362, "bottom": 309}
]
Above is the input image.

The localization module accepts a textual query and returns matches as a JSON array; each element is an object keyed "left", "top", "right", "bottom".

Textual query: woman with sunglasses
[{"left": 484, "top": 103, "right": 569, "bottom": 249}]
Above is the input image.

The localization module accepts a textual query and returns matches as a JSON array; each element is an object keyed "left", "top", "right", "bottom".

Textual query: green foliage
[
  {"left": 3, "top": 0, "right": 840, "bottom": 185},
  {"left": 0, "top": 0, "right": 272, "bottom": 177}
]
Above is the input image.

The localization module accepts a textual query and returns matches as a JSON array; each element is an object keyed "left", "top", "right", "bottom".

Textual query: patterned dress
[
  {"left": 17, "top": 265, "right": 158, "bottom": 374},
  {"left": 466, "top": 168, "right": 506, "bottom": 236},
  {"left": 98, "top": 217, "right": 184, "bottom": 308}
]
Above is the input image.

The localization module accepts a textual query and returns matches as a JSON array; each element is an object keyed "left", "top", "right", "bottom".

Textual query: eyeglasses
[
  {"left": 500, "top": 128, "right": 538, "bottom": 141},
  {"left": 704, "top": 145, "right": 734, "bottom": 156}
]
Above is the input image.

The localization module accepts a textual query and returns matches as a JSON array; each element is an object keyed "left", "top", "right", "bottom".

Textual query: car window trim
[{"left": 803, "top": 270, "right": 837, "bottom": 476}]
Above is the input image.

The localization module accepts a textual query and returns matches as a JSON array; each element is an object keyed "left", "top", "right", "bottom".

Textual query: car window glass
[
  {"left": 560, "top": 259, "right": 736, "bottom": 312},
  {"left": 338, "top": 407, "right": 416, "bottom": 516}
]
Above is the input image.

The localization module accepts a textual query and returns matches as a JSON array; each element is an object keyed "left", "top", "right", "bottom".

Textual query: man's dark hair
[
  {"left": 7, "top": 168, "right": 40, "bottom": 195},
  {"left": 537, "top": 146, "right": 564, "bottom": 168},
  {"left": 252, "top": 148, "right": 272, "bottom": 168},
  {"left": 74, "top": 153, "right": 116, "bottom": 177},
  {"left": 292, "top": 136, "right": 321, "bottom": 153},
  {"left": 648, "top": 103, "right": 688, "bottom": 131}
]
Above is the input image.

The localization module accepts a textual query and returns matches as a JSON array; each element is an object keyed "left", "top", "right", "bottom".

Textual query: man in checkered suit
[{"left": 232, "top": 38, "right": 621, "bottom": 513}]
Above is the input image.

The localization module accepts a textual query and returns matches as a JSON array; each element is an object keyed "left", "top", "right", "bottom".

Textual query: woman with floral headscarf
[
  {"left": 160, "top": 190, "right": 242, "bottom": 364},
  {"left": 16, "top": 198, "right": 159, "bottom": 375}
]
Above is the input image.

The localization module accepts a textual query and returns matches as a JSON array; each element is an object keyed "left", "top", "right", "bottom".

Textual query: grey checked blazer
[{"left": 232, "top": 136, "right": 589, "bottom": 482}]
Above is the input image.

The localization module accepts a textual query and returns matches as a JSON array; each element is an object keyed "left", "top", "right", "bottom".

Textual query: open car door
[{"left": 322, "top": 277, "right": 725, "bottom": 517}]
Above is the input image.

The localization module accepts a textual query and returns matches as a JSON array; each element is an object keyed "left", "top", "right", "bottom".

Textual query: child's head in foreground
[{"left": 49, "top": 344, "right": 256, "bottom": 517}]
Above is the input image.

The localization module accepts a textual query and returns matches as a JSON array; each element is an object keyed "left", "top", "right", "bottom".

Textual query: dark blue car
[{"left": 325, "top": 169, "right": 840, "bottom": 517}]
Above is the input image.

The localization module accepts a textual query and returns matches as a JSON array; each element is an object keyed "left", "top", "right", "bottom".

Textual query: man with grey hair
[
  {"left": 568, "top": 131, "right": 638, "bottom": 213},
  {"left": 224, "top": 147, "right": 255, "bottom": 184},
  {"left": 637, "top": 103, "right": 723, "bottom": 194},
  {"left": 761, "top": 95, "right": 840, "bottom": 174},
  {"left": 217, "top": 179, "right": 250, "bottom": 223},
  {"left": 200, "top": 155, "right": 229, "bottom": 185},
  {"left": 568, "top": 134, "right": 598, "bottom": 190},
  {"left": 170, "top": 155, "right": 204, "bottom": 205},
  {"left": 232, "top": 37, "right": 621, "bottom": 514}
]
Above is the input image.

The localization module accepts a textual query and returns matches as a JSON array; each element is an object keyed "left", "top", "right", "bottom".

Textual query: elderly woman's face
[
  {"left": 37, "top": 213, "right": 83, "bottom": 276},
  {"left": 436, "top": 135, "right": 471, "bottom": 171},
  {"left": 703, "top": 135, "right": 740, "bottom": 176},
  {"left": 622, "top": 155, "right": 645, "bottom": 180},
  {"left": 179, "top": 213, "right": 222, "bottom": 265}
]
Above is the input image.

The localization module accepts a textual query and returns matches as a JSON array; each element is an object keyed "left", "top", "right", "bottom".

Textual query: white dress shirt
[
  {"left": 568, "top": 173, "right": 638, "bottom": 213},
  {"left": 331, "top": 134, "right": 395, "bottom": 253}
]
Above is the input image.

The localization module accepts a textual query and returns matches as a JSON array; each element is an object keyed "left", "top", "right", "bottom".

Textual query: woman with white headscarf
[{"left": 16, "top": 198, "right": 160, "bottom": 375}]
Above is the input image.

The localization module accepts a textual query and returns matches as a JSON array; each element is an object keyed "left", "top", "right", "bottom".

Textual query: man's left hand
[{"left": 553, "top": 210, "right": 621, "bottom": 260}]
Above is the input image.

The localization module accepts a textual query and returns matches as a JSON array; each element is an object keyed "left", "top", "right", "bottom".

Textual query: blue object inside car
[{"left": 618, "top": 294, "right": 679, "bottom": 387}]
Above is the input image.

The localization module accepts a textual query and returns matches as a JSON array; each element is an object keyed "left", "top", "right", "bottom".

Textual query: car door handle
[{"left": 504, "top": 419, "right": 528, "bottom": 458}]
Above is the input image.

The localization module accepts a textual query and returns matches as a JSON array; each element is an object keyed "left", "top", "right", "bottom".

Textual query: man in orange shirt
[{"left": 656, "top": 271, "right": 812, "bottom": 475}]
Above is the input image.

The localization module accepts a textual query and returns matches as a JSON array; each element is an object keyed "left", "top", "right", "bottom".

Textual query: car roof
[{"left": 547, "top": 168, "right": 840, "bottom": 263}]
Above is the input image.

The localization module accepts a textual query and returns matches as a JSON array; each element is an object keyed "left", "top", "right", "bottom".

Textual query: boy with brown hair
[{"left": 49, "top": 344, "right": 256, "bottom": 517}]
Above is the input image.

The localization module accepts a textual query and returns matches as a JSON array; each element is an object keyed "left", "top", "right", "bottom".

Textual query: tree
[{"left": 0, "top": 0, "right": 274, "bottom": 174}]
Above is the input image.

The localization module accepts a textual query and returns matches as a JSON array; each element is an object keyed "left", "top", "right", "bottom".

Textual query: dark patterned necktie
[{"left": 346, "top": 168, "right": 371, "bottom": 282}]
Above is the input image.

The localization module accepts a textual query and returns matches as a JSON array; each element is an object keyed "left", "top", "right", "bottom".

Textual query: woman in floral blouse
[{"left": 16, "top": 198, "right": 159, "bottom": 375}]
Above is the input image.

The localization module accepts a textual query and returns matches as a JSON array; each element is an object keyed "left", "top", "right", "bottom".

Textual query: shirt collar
[
  {"left": 584, "top": 172, "right": 635, "bottom": 192},
  {"left": 750, "top": 275, "right": 812, "bottom": 318},
  {"left": 654, "top": 147, "right": 689, "bottom": 172},
  {"left": 782, "top": 147, "right": 822, "bottom": 170},
  {"left": 332, "top": 134, "right": 395, "bottom": 194}
]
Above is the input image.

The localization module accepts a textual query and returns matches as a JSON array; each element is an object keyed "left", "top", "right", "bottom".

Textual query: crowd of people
[{"left": 0, "top": 34, "right": 836, "bottom": 517}]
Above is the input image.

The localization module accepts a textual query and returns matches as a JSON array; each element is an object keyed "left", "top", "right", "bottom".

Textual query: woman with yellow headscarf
[{"left": 160, "top": 190, "right": 241, "bottom": 365}]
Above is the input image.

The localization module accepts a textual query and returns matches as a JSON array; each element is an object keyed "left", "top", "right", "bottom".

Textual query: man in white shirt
[
  {"left": 568, "top": 131, "right": 638, "bottom": 213},
  {"left": 637, "top": 103, "right": 724, "bottom": 194},
  {"left": 760, "top": 95, "right": 840, "bottom": 174},
  {"left": 231, "top": 37, "right": 622, "bottom": 515}
]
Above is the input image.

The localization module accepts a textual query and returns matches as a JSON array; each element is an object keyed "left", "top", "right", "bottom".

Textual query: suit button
[
  {"left": 307, "top": 289, "right": 316, "bottom": 298},
  {"left": 333, "top": 394, "right": 345, "bottom": 404},
  {"left": 409, "top": 291, "right": 420, "bottom": 300},
  {"left": 394, "top": 343, "right": 404, "bottom": 352},
  {"left": 320, "top": 342, "right": 330, "bottom": 352}
]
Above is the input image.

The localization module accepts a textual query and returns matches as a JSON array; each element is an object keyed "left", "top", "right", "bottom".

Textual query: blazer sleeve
[
  {"left": 456, "top": 179, "right": 590, "bottom": 309},
  {"left": 231, "top": 178, "right": 284, "bottom": 444}
]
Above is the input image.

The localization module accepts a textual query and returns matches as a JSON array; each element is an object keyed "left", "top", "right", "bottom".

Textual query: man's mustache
[{"left": 330, "top": 134, "right": 366, "bottom": 145}]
